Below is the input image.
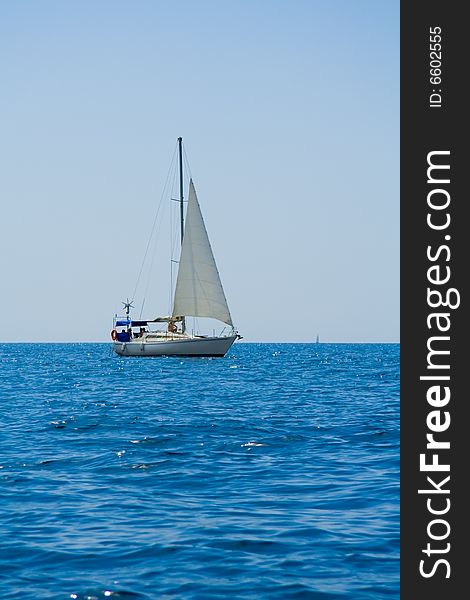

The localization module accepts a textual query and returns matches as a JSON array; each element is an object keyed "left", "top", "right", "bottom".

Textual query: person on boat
[
  {"left": 168, "top": 320, "right": 177, "bottom": 333},
  {"left": 117, "top": 328, "right": 131, "bottom": 342}
]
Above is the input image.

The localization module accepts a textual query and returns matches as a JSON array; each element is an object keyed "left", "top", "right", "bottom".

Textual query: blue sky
[{"left": 0, "top": 1, "right": 399, "bottom": 342}]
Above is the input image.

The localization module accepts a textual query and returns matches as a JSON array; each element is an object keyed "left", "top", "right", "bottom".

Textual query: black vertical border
[{"left": 401, "top": 2, "right": 467, "bottom": 599}]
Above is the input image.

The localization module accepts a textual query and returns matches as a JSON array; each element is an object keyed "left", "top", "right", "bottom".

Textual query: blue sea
[{"left": 0, "top": 343, "right": 399, "bottom": 600}]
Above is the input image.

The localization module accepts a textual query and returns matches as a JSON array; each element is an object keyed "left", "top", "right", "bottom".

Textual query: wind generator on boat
[{"left": 110, "top": 138, "right": 241, "bottom": 357}]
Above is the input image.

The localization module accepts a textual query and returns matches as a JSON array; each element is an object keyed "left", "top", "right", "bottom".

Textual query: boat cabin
[{"left": 113, "top": 319, "right": 149, "bottom": 342}]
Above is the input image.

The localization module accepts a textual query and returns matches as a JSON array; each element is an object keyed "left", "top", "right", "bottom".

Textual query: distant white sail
[{"left": 172, "top": 180, "right": 233, "bottom": 326}]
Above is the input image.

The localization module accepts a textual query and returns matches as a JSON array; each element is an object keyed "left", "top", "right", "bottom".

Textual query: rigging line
[
  {"left": 139, "top": 298, "right": 146, "bottom": 319},
  {"left": 169, "top": 195, "right": 180, "bottom": 314},
  {"left": 169, "top": 161, "right": 176, "bottom": 313},
  {"left": 169, "top": 171, "right": 174, "bottom": 314},
  {"left": 132, "top": 144, "right": 177, "bottom": 302},
  {"left": 169, "top": 152, "right": 184, "bottom": 314},
  {"left": 140, "top": 146, "right": 179, "bottom": 315},
  {"left": 131, "top": 142, "right": 178, "bottom": 303},
  {"left": 182, "top": 145, "right": 193, "bottom": 184},
  {"left": 168, "top": 146, "right": 191, "bottom": 314}
]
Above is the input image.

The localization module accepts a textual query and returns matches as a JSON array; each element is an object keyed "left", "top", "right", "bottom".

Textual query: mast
[
  {"left": 177, "top": 136, "right": 186, "bottom": 334},
  {"left": 178, "top": 137, "right": 184, "bottom": 246}
]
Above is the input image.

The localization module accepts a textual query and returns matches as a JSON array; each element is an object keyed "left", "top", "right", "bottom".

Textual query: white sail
[{"left": 172, "top": 180, "right": 233, "bottom": 327}]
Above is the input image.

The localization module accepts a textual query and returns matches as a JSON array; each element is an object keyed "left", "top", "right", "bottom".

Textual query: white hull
[{"left": 112, "top": 334, "right": 237, "bottom": 357}]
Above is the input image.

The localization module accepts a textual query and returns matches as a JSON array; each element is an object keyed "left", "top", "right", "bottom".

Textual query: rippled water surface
[{"left": 0, "top": 343, "right": 399, "bottom": 599}]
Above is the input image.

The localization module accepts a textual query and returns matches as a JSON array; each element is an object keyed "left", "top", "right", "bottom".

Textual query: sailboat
[{"left": 111, "top": 138, "right": 241, "bottom": 357}]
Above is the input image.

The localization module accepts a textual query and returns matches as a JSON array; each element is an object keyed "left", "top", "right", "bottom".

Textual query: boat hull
[{"left": 112, "top": 334, "right": 237, "bottom": 357}]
